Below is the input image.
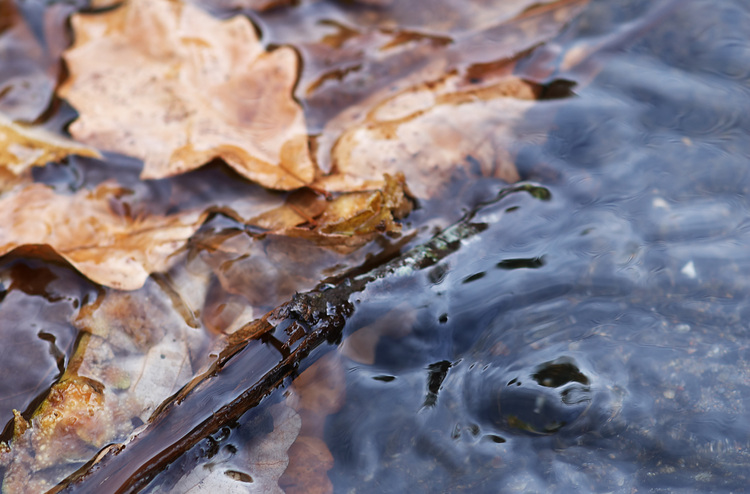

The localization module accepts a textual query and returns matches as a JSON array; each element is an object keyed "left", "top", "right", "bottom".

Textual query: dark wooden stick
[{"left": 50, "top": 183, "right": 545, "bottom": 494}]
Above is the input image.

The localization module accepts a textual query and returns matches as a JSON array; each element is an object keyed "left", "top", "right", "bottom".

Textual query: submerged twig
[{"left": 51, "top": 183, "right": 547, "bottom": 494}]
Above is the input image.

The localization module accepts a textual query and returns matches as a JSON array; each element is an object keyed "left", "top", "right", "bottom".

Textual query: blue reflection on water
[{"left": 326, "top": 0, "right": 750, "bottom": 491}]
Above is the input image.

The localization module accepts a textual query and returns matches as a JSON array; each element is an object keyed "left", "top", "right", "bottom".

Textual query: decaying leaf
[
  {"left": 0, "top": 183, "right": 206, "bottom": 290},
  {"left": 0, "top": 379, "right": 120, "bottom": 493},
  {"left": 59, "top": 0, "right": 315, "bottom": 190},
  {"left": 0, "top": 113, "right": 100, "bottom": 187},
  {"left": 0, "top": 275, "right": 212, "bottom": 492},
  {"left": 252, "top": 173, "right": 413, "bottom": 252}
]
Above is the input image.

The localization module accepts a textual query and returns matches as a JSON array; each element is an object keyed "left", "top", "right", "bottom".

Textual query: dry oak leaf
[
  {"left": 0, "top": 183, "right": 206, "bottom": 290},
  {"left": 59, "top": 0, "right": 315, "bottom": 190}
]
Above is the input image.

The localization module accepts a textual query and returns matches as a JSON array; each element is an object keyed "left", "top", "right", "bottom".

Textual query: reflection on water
[
  {"left": 11, "top": 0, "right": 748, "bottom": 491},
  {"left": 320, "top": 0, "right": 750, "bottom": 491}
]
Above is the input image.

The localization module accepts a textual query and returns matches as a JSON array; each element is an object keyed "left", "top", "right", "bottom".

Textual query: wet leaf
[
  {"left": 0, "top": 183, "right": 206, "bottom": 290},
  {"left": 298, "top": 0, "right": 588, "bottom": 198},
  {"left": 0, "top": 380, "right": 117, "bottom": 493},
  {"left": 317, "top": 77, "right": 534, "bottom": 198},
  {"left": 0, "top": 275, "right": 212, "bottom": 492},
  {"left": 59, "top": 0, "right": 315, "bottom": 189},
  {"left": 253, "top": 173, "right": 413, "bottom": 252},
  {"left": 192, "top": 175, "right": 412, "bottom": 315},
  {"left": 0, "top": 259, "right": 92, "bottom": 435},
  {"left": 278, "top": 436, "right": 333, "bottom": 494}
]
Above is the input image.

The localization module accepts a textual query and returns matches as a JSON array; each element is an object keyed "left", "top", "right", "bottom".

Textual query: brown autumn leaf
[
  {"left": 301, "top": 0, "right": 589, "bottom": 198},
  {"left": 59, "top": 0, "right": 315, "bottom": 190},
  {"left": 0, "top": 182, "right": 206, "bottom": 290},
  {"left": 317, "top": 76, "right": 534, "bottom": 198},
  {"left": 0, "top": 379, "right": 121, "bottom": 493},
  {"left": 192, "top": 174, "right": 412, "bottom": 316},
  {"left": 251, "top": 173, "right": 413, "bottom": 252}
]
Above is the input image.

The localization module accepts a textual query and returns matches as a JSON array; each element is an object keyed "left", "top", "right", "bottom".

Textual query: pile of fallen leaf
[{"left": 0, "top": 0, "right": 587, "bottom": 491}]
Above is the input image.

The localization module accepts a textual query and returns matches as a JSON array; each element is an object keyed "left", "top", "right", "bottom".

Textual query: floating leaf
[
  {"left": 0, "top": 182, "right": 206, "bottom": 290},
  {"left": 253, "top": 173, "right": 413, "bottom": 252},
  {"left": 59, "top": 0, "right": 315, "bottom": 189}
]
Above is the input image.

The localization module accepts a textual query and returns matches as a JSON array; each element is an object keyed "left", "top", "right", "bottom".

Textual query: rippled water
[
  {"left": 315, "top": 0, "right": 750, "bottom": 492},
  {"left": 6, "top": 0, "right": 749, "bottom": 492}
]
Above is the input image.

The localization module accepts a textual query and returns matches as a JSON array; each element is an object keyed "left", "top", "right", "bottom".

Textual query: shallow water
[
  {"left": 306, "top": 0, "right": 750, "bottom": 492},
  {"left": 146, "top": 1, "right": 750, "bottom": 492},
  {"left": 3, "top": 0, "right": 750, "bottom": 492}
]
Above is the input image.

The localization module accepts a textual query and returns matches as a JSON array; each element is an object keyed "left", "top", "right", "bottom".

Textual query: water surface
[{"left": 316, "top": 0, "right": 750, "bottom": 491}]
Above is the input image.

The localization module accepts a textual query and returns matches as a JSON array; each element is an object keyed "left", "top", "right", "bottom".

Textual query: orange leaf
[
  {"left": 0, "top": 183, "right": 206, "bottom": 290},
  {"left": 59, "top": 0, "right": 315, "bottom": 190}
]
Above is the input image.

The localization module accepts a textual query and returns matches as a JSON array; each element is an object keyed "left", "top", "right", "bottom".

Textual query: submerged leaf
[
  {"left": 318, "top": 77, "right": 533, "bottom": 198},
  {"left": 300, "top": 0, "right": 588, "bottom": 198},
  {"left": 165, "top": 403, "right": 301, "bottom": 494},
  {"left": 0, "top": 183, "right": 206, "bottom": 290},
  {"left": 0, "top": 276, "right": 211, "bottom": 492},
  {"left": 281, "top": 354, "right": 345, "bottom": 494},
  {"left": 59, "top": 0, "right": 315, "bottom": 190}
]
